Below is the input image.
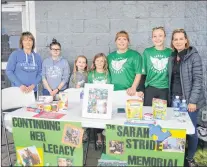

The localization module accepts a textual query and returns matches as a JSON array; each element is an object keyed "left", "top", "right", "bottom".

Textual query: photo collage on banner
[
  {"left": 105, "top": 124, "right": 186, "bottom": 166},
  {"left": 12, "top": 117, "right": 83, "bottom": 166}
]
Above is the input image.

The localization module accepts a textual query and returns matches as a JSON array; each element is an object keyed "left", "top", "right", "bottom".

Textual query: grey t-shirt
[{"left": 69, "top": 71, "right": 88, "bottom": 88}]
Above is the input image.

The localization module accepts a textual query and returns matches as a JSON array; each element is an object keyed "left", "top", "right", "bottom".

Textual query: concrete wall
[{"left": 35, "top": 1, "right": 207, "bottom": 104}]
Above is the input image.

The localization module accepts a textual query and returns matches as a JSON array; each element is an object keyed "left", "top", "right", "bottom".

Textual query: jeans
[
  {"left": 187, "top": 111, "right": 198, "bottom": 160},
  {"left": 171, "top": 94, "right": 198, "bottom": 160},
  {"left": 42, "top": 89, "right": 50, "bottom": 96}
]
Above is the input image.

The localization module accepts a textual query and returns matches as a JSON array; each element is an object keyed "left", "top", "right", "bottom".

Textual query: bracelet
[{"left": 57, "top": 88, "right": 60, "bottom": 91}]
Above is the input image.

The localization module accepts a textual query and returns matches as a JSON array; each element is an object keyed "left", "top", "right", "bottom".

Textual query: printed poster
[
  {"left": 12, "top": 117, "right": 83, "bottom": 166},
  {"left": 105, "top": 124, "right": 186, "bottom": 167}
]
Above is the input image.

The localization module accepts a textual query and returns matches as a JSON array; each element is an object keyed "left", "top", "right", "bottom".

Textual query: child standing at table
[
  {"left": 68, "top": 55, "right": 88, "bottom": 88},
  {"left": 42, "top": 38, "right": 70, "bottom": 96},
  {"left": 68, "top": 55, "right": 88, "bottom": 142},
  {"left": 88, "top": 53, "right": 111, "bottom": 148}
]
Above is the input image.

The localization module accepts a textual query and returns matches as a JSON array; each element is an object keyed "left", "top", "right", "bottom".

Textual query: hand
[
  {"left": 49, "top": 90, "right": 53, "bottom": 96},
  {"left": 136, "top": 91, "right": 144, "bottom": 98},
  {"left": 188, "top": 103, "right": 197, "bottom": 112},
  {"left": 76, "top": 84, "right": 81, "bottom": 88},
  {"left": 126, "top": 86, "right": 136, "bottom": 96},
  {"left": 19, "top": 85, "right": 27, "bottom": 92},
  {"left": 27, "top": 84, "right": 35, "bottom": 93},
  {"left": 51, "top": 89, "right": 59, "bottom": 96}
]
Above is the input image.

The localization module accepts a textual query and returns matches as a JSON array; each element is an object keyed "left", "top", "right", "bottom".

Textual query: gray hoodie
[
  {"left": 69, "top": 71, "right": 88, "bottom": 88},
  {"left": 42, "top": 56, "right": 70, "bottom": 90}
]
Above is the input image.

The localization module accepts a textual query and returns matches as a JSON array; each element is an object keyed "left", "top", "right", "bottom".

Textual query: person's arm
[
  {"left": 68, "top": 73, "right": 75, "bottom": 88},
  {"left": 87, "top": 72, "right": 92, "bottom": 83},
  {"left": 41, "top": 59, "right": 52, "bottom": 94},
  {"left": 6, "top": 51, "right": 22, "bottom": 87},
  {"left": 28, "top": 55, "right": 42, "bottom": 92},
  {"left": 127, "top": 52, "right": 143, "bottom": 96},
  {"left": 59, "top": 60, "right": 70, "bottom": 90},
  {"left": 188, "top": 53, "right": 203, "bottom": 112},
  {"left": 137, "top": 50, "right": 147, "bottom": 93},
  {"left": 107, "top": 72, "right": 111, "bottom": 84}
]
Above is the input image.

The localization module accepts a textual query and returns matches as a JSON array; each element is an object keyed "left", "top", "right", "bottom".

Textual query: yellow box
[
  {"left": 152, "top": 98, "right": 167, "bottom": 120},
  {"left": 126, "top": 99, "right": 143, "bottom": 119}
]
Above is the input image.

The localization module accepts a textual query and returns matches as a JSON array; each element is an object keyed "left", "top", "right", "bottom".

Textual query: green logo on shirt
[
  {"left": 111, "top": 58, "right": 127, "bottom": 74},
  {"left": 150, "top": 55, "right": 168, "bottom": 73}
]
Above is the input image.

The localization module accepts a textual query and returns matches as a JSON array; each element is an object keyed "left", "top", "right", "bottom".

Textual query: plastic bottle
[
  {"left": 173, "top": 96, "right": 181, "bottom": 117},
  {"left": 180, "top": 99, "right": 188, "bottom": 113},
  {"left": 80, "top": 90, "right": 84, "bottom": 100}
]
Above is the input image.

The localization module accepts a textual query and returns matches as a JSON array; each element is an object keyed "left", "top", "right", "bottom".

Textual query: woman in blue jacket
[
  {"left": 6, "top": 32, "right": 42, "bottom": 98},
  {"left": 169, "top": 28, "right": 206, "bottom": 167}
]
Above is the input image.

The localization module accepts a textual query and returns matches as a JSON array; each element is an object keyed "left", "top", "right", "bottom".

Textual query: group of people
[{"left": 6, "top": 27, "right": 206, "bottom": 167}]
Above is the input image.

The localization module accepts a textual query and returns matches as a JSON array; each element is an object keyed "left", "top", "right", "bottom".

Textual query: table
[{"left": 4, "top": 102, "right": 195, "bottom": 134}]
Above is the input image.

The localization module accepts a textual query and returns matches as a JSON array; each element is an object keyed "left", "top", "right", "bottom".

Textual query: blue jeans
[
  {"left": 42, "top": 89, "right": 50, "bottom": 96},
  {"left": 187, "top": 111, "right": 198, "bottom": 160},
  {"left": 171, "top": 95, "right": 198, "bottom": 160}
]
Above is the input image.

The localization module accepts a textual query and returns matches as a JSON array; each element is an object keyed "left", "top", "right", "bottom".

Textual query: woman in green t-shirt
[
  {"left": 88, "top": 53, "right": 111, "bottom": 148},
  {"left": 107, "top": 30, "right": 142, "bottom": 96},
  {"left": 138, "top": 27, "right": 172, "bottom": 106}
]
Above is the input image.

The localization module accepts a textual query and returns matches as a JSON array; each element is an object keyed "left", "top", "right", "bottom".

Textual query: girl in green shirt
[
  {"left": 138, "top": 27, "right": 172, "bottom": 106},
  {"left": 88, "top": 53, "right": 111, "bottom": 84},
  {"left": 88, "top": 53, "right": 110, "bottom": 147}
]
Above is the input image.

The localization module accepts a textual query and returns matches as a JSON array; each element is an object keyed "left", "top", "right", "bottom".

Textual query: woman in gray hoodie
[{"left": 42, "top": 39, "right": 70, "bottom": 96}]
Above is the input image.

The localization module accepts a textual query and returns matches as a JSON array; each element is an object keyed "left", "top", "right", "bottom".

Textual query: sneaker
[
  {"left": 187, "top": 159, "right": 198, "bottom": 167},
  {"left": 82, "top": 130, "right": 88, "bottom": 142}
]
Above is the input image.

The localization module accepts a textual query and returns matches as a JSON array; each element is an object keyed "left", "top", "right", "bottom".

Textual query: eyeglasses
[{"left": 51, "top": 48, "right": 61, "bottom": 51}]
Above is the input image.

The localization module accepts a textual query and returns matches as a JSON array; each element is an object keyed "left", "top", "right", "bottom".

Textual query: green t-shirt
[
  {"left": 142, "top": 47, "right": 172, "bottom": 89},
  {"left": 107, "top": 49, "right": 142, "bottom": 91},
  {"left": 88, "top": 70, "right": 111, "bottom": 84}
]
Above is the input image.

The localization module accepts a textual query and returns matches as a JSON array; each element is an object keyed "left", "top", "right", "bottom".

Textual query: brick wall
[{"left": 35, "top": 1, "right": 207, "bottom": 105}]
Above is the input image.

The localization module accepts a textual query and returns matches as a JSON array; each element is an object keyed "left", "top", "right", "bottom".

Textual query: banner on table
[
  {"left": 105, "top": 124, "right": 186, "bottom": 167},
  {"left": 12, "top": 117, "right": 83, "bottom": 166}
]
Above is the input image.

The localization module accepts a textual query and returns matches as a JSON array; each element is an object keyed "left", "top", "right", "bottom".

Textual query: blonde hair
[
  {"left": 115, "top": 30, "right": 130, "bottom": 42},
  {"left": 73, "top": 55, "right": 88, "bottom": 73},
  {"left": 72, "top": 55, "right": 88, "bottom": 86},
  {"left": 171, "top": 28, "right": 190, "bottom": 50},
  {"left": 152, "top": 26, "right": 166, "bottom": 36},
  {"left": 19, "top": 31, "right": 35, "bottom": 51}
]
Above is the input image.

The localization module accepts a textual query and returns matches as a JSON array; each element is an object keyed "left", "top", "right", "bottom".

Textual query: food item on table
[
  {"left": 51, "top": 102, "right": 59, "bottom": 112},
  {"left": 143, "top": 113, "right": 153, "bottom": 120},
  {"left": 58, "top": 92, "right": 68, "bottom": 111},
  {"left": 44, "top": 104, "right": 52, "bottom": 112},
  {"left": 126, "top": 99, "right": 143, "bottom": 119},
  {"left": 152, "top": 98, "right": 167, "bottom": 120}
]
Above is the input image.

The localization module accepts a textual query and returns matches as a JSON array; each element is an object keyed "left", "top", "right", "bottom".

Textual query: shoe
[
  {"left": 96, "top": 140, "right": 103, "bottom": 148},
  {"left": 187, "top": 159, "right": 198, "bottom": 167},
  {"left": 102, "top": 130, "right": 105, "bottom": 136},
  {"left": 82, "top": 130, "right": 88, "bottom": 142}
]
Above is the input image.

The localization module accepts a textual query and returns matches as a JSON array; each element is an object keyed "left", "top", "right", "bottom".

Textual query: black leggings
[
  {"left": 144, "top": 86, "right": 168, "bottom": 106},
  {"left": 96, "top": 129, "right": 104, "bottom": 134}
]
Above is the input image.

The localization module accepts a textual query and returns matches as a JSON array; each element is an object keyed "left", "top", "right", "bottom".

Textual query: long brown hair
[
  {"left": 19, "top": 31, "right": 35, "bottom": 51},
  {"left": 171, "top": 28, "right": 190, "bottom": 51},
  {"left": 90, "top": 53, "right": 108, "bottom": 73}
]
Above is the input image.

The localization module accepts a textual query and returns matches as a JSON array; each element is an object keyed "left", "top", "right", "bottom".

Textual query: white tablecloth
[{"left": 4, "top": 101, "right": 195, "bottom": 135}]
